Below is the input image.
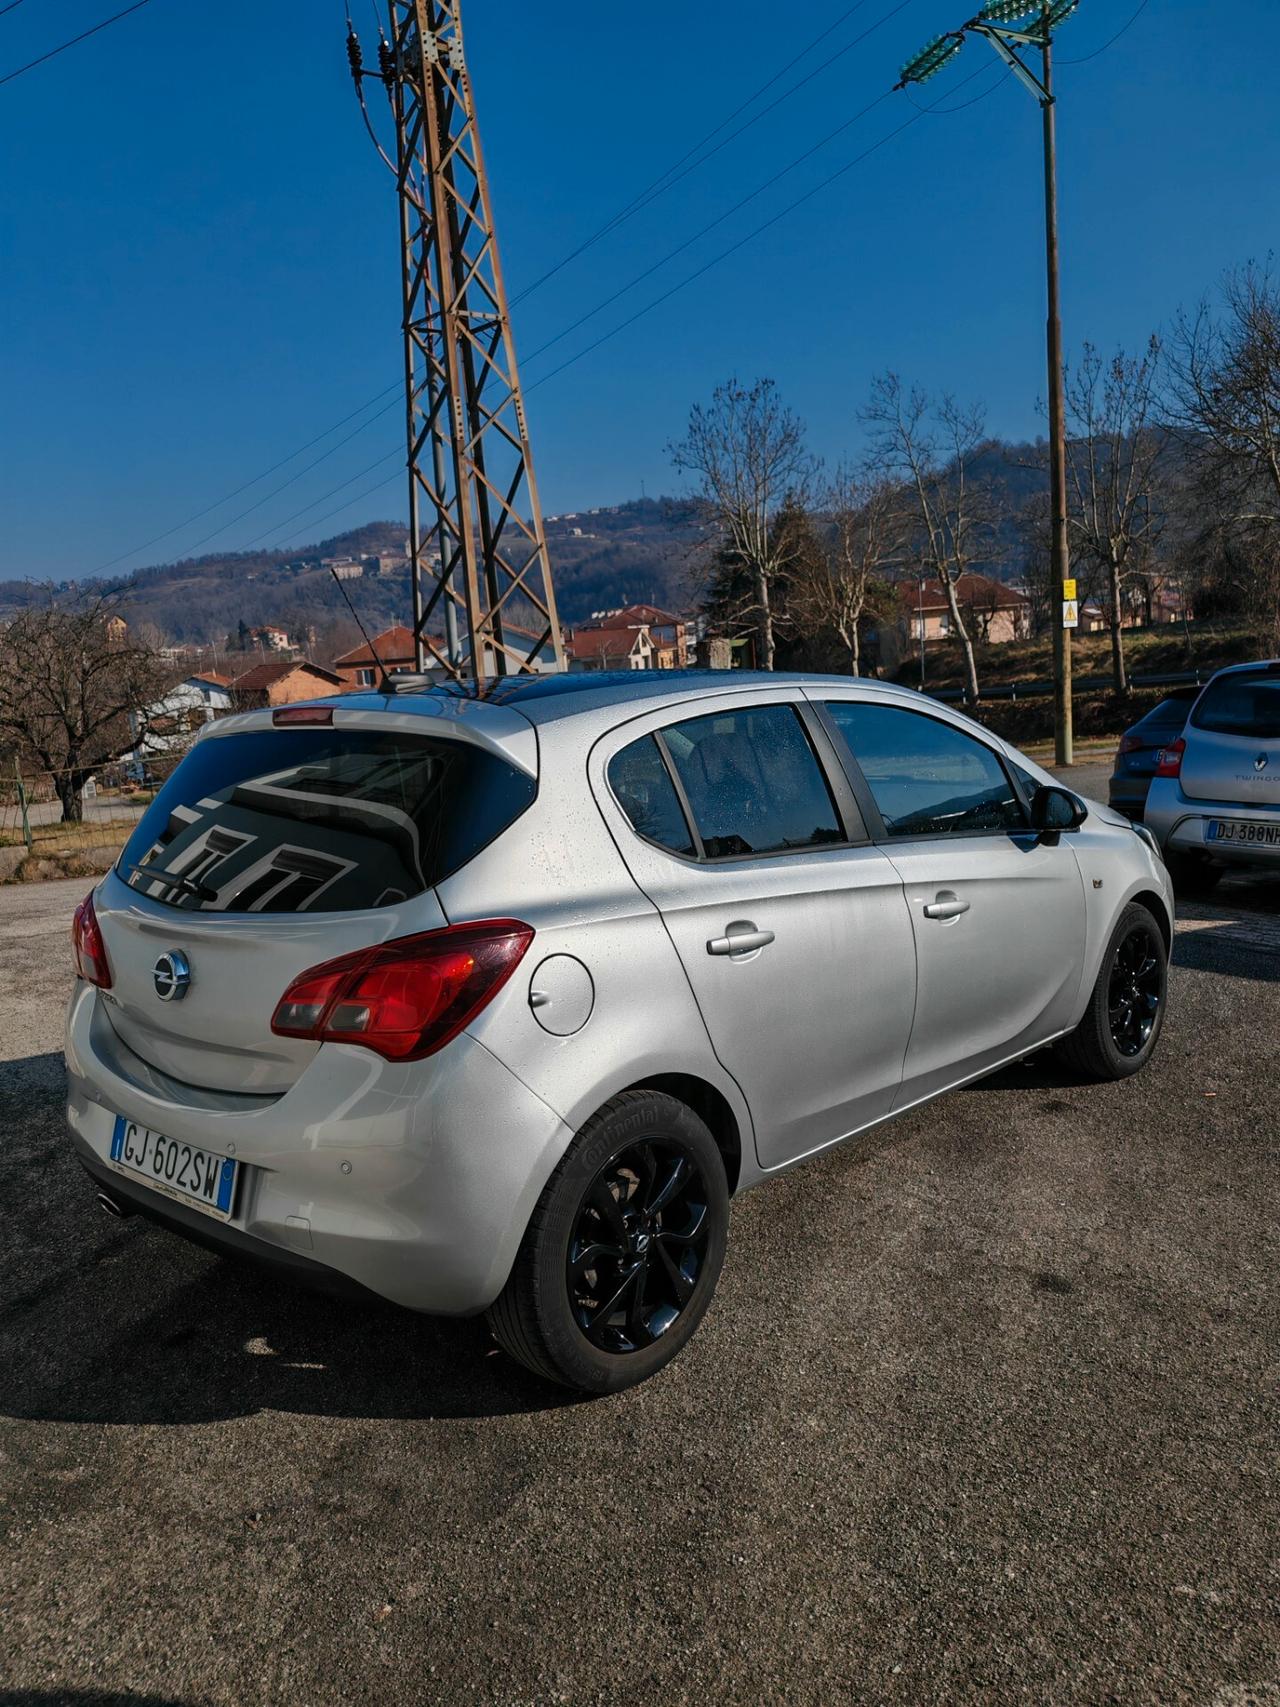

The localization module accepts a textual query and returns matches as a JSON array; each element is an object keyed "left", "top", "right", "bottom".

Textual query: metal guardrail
[{"left": 923, "top": 668, "right": 1214, "bottom": 705}]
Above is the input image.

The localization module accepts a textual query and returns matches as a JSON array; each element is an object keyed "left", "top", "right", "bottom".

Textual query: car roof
[{"left": 360, "top": 667, "right": 929, "bottom": 728}]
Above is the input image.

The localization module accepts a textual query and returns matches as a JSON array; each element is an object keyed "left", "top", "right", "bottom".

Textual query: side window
[
  {"left": 662, "top": 704, "right": 842, "bottom": 858},
  {"left": 607, "top": 735, "right": 695, "bottom": 857},
  {"left": 825, "top": 701, "right": 1025, "bottom": 838}
]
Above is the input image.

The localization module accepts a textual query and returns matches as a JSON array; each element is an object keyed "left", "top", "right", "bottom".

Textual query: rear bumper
[
  {"left": 79, "top": 1151, "right": 383, "bottom": 1303},
  {"left": 1144, "top": 784, "right": 1280, "bottom": 868},
  {"left": 64, "top": 983, "right": 576, "bottom": 1314},
  {"left": 1106, "top": 772, "right": 1150, "bottom": 818}
]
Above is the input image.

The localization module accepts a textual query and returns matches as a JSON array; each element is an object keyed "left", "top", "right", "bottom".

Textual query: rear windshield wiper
[{"left": 119, "top": 861, "right": 218, "bottom": 903}]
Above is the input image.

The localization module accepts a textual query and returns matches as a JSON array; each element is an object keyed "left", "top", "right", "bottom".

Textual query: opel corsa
[{"left": 65, "top": 671, "right": 1174, "bottom": 1392}]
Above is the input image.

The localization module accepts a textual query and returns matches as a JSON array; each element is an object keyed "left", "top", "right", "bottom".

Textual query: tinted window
[
  {"left": 117, "top": 729, "right": 535, "bottom": 913},
  {"left": 1190, "top": 669, "right": 1280, "bottom": 738},
  {"left": 607, "top": 735, "right": 695, "bottom": 856},
  {"left": 1136, "top": 696, "right": 1193, "bottom": 732},
  {"left": 661, "top": 704, "right": 842, "bottom": 858},
  {"left": 826, "top": 702, "right": 1024, "bottom": 838}
]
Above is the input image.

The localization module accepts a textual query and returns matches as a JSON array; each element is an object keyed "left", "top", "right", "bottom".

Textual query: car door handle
[
  {"left": 922, "top": 893, "right": 970, "bottom": 921},
  {"left": 707, "top": 926, "right": 775, "bottom": 956}
]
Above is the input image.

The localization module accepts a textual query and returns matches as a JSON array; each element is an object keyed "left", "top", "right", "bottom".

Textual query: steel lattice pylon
[{"left": 382, "top": 0, "right": 563, "bottom": 683}]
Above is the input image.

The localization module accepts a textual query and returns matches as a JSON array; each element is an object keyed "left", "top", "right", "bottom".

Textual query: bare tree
[
  {"left": 669, "top": 378, "right": 813, "bottom": 670},
  {"left": 864, "top": 375, "right": 998, "bottom": 703},
  {"left": 790, "top": 464, "right": 909, "bottom": 675},
  {"left": 1063, "top": 337, "right": 1166, "bottom": 692},
  {"left": 1168, "top": 262, "right": 1280, "bottom": 645},
  {"left": 0, "top": 596, "right": 175, "bottom": 821}
]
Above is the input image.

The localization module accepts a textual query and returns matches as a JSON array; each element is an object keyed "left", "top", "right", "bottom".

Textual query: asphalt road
[{"left": 2, "top": 863, "right": 1278, "bottom": 1707}]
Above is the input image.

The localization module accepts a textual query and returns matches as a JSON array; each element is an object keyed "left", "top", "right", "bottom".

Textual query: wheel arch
[
  {"left": 620, "top": 1072, "right": 743, "bottom": 1195},
  {"left": 1131, "top": 887, "right": 1173, "bottom": 954}
]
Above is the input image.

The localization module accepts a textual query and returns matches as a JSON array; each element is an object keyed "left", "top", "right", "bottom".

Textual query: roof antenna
[{"left": 328, "top": 563, "right": 391, "bottom": 692}]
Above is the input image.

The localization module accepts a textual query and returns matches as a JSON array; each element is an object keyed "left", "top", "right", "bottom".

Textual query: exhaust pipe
[{"left": 95, "top": 1189, "right": 134, "bottom": 1220}]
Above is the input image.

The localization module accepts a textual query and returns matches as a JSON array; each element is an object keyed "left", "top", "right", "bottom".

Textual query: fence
[{"left": 0, "top": 755, "right": 185, "bottom": 876}]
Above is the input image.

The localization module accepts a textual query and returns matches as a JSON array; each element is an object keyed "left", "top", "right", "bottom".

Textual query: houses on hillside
[{"left": 565, "top": 604, "right": 689, "bottom": 672}]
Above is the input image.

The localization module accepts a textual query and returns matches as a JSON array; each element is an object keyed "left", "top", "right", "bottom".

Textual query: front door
[
  {"left": 818, "top": 696, "right": 1086, "bottom": 1106},
  {"left": 595, "top": 696, "right": 917, "bottom": 1170}
]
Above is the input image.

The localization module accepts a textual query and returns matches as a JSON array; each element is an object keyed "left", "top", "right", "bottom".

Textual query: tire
[
  {"left": 486, "top": 1090, "right": 729, "bottom": 1394},
  {"left": 1166, "top": 852, "right": 1223, "bottom": 897},
  {"left": 1056, "top": 901, "right": 1168, "bottom": 1082}
]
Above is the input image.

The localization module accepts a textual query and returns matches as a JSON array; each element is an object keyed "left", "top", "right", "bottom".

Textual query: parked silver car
[
  {"left": 1144, "top": 659, "right": 1280, "bottom": 894},
  {"left": 65, "top": 671, "right": 1173, "bottom": 1391}
]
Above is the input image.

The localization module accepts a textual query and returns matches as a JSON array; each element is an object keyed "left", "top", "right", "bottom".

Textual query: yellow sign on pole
[{"left": 1062, "top": 578, "right": 1077, "bottom": 601}]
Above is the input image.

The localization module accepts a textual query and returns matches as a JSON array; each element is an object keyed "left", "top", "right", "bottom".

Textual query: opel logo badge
[
  {"left": 153, "top": 950, "right": 192, "bottom": 1002},
  {"left": 1256, "top": 753, "right": 1270, "bottom": 772}
]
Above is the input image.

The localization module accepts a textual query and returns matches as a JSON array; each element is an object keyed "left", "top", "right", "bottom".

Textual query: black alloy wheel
[
  {"left": 567, "top": 1139, "right": 710, "bottom": 1354},
  {"left": 1057, "top": 900, "right": 1168, "bottom": 1082},
  {"left": 487, "top": 1090, "right": 729, "bottom": 1393},
  {"left": 1107, "top": 922, "right": 1163, "bottom": 1057}
]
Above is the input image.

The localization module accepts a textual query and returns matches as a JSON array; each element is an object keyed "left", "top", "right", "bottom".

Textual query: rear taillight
[
  {"left": 1117, "top": 734, "right": 1144, "bottom": 755},
  {"left": 1155, "top": 738, "right": 1185, "bottom": 779},
  {"left": 270, "top": 919, "right": 533, "bottom": 1061},
  {"left": 72, "top": 890, "right": 112, "bottom": 989}
]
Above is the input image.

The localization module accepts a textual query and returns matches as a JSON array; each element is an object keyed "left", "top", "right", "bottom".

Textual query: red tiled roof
[
  {"left": 332, "top": 625, "right": 417, "bottom": 668},
  {"left": 579, "top": 603, "right": 684, "bottom": 631},
  {"left": 566, "top": 629, "right": 646, "bottom": 661},
  {"left": 232, "top": 659, "right": 342, "bottom": 692},
  {"left": 914, "top": 573, "right": 1028, "bottom": 613},
  {"left": 190, "top": 671, "right": 231, "bottom": 688}
]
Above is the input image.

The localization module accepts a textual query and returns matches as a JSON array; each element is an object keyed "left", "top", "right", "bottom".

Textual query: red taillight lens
[
  {"left": 1117, "top": 734, "right": 1144, "bottom": 755},
  {"left": 271, "top": 919, "right": 534, "bottom": 1061},
  {"left": 71, "top": 890, "right": 112, "bottom": 989},
  {"left": 1155, "top": 737, "right": 1185, "bottom": 779},
  {"left": 272, "top": 704, "right": 334, "bottom": 727}
]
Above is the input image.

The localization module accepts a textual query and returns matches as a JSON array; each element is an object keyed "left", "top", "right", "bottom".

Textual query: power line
[
  {"left": 1059, "top": 0, "right": 1152, "bottom": 66},
  {"left": 0, "top": 0, "right": 153, "bottom": 88},
  {"left": 522, "top": 87, "right": 896, "bottom": 366},
  {"left": 510, "top": 0, "right": 917, "bottom": 309},
  {"left": 218, "top": 66, "right": 1001, "bottom": 557},
  {"left": 89, "top": 382, "right": 402, "bottom": 574},
  {"left": 156, "top": 395, "right": 401, "bottom": 560},
  {"left": 0, "top": 1, "right": 30, "bottom": 18},
  {"left": 526, "top": 63, "right": 999, "bottom": 395}
]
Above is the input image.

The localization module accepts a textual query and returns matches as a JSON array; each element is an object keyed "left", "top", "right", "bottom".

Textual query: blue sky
[{"left": 1, "top": 0, "right": 1277, "bottom": 581}]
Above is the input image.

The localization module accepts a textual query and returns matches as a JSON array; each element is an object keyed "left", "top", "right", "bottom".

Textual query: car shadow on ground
[
  {"left": 0, "top": 1053, "right": 578, "bottom": 1429},
  {"left": 0, "top": 1695, "right": 202, "bottom": 1707}
]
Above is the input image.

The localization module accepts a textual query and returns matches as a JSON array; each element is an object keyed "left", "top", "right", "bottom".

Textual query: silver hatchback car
[
  {"left": 66, "top": 671, "right": 1173, "bottom": 1392},
  {"left": 1144, "top": 659, "right": 1280, "bottom": 894}
]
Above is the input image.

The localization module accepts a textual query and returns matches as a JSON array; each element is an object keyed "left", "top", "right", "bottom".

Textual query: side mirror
[{"left": 1030, "top": 783, "right": 1087, "bottom": 835}]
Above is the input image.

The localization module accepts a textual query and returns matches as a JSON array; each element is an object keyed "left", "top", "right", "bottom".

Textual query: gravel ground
[{"left": 1, "top": 867, "right": 1277, "bottom": 1707}]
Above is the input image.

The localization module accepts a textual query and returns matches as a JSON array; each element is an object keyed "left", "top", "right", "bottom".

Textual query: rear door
[
  {"left": 816, "top": 696, "right": 1086, "bottom": 1106},
  {"left": 1180, "top": 667, "right": 1280, "bottom": 806},
  {"left": 595, "top": 694, "right": 917, "bottom": 1170},
  {"left": 94, "top": 717, "right": 535, "bottom": 1093}
]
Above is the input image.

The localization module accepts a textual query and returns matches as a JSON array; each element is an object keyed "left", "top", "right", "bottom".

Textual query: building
[
  {"left": 331, "top": 625, "right": 421, "bottom": 690},
  {"left": 565, "top": 626, "right": 654, "bottom": 672},
  {"left": 230, "top": 658, "right": 343, "bottom": 709},
  {"left": 566, "top": 604, "right": 690, "bottom": 671},
  {"left": 129, "top": 674, "right": 233, "bottom": 761},
  {"left": 249, "top": 624, "right": 293, "bottom": 654},
  {"left": 323, "top": 557, "right": 364, "bottom": 582},
  {"left": 908, "top": 574, "right": 1031, "bottom": 645}
]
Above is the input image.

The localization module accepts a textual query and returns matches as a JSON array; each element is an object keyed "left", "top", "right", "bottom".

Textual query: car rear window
[
  {"left": 1190, "top": 670, "right": 1280, "bottom": 739},
  {"left": 117, "top": 729, "right": 535, "bottom": 913}
]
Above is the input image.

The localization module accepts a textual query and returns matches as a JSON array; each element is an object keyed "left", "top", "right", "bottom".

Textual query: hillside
[{"left": 0, "top": 500, "right": 712, "bottom": 642}]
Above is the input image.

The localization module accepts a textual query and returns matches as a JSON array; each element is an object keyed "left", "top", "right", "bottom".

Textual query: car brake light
[
  {"left": 72, "top": 890, "right": 112, "bottom": 988},
  {"left": 272, "top": 704, "right": 334, "bottom": 726},
  {"left": 270, "top": 919, "right": 534, "bottom": 1061},
  {"left": 1155, "top": 738, "right": 1185, "bottom": 779},
  {"left": 1117, "top": 734, "right": 1144, "bottom": 755}
]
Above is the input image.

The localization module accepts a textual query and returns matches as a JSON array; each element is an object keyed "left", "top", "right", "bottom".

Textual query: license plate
[
  {"left": 107, "top": 1115, "right": 238, "bottom": 1221},
  {"left": 1207, "top": 818, "right": 1280, "bottom": 846}
]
